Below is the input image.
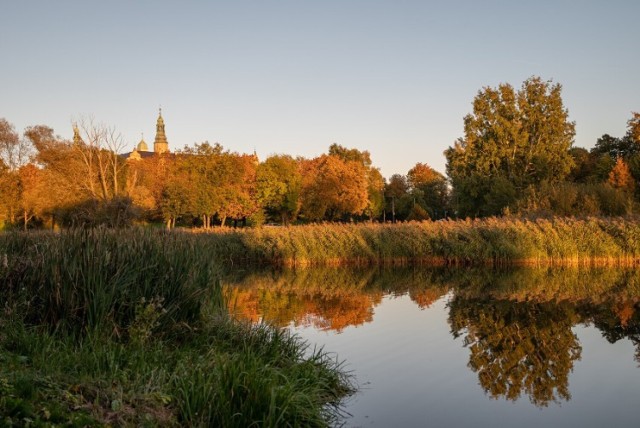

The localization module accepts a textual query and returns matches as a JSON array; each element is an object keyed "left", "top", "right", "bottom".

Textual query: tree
[
  {"left": 0, "top": 119, "right": 35, "bottom": 226},
  {"left": 256, "top": 155, "right": 302, "bottom": 225},
  {"left": 216, "top": 152, "right": 259, "bottom": 227},
  {"left": 300, "top": 154, "right": 369, "bottom": 221},
  {"left": 627, "top": 112, "right": 640, "bottom": 144},
  {"left": 0, "top": 118, "right": 33, "bottom": 171},
  {"left": 608, "top": 157, "right": 635, "bottom": 194},
  {"left": 16, "top": 163, "right": 47, "bottom": 230},
  {"left": 592, "top": 133, "right": 637, "bottom": 160},
  {"left": 407, "top": 162, "right": 448, "bottom": 219},
  {"left": 365, "top": 167, "right": 385, "bottom": 221},
  {"left": 567, "top": 147, "right": 596, "bottom": 183},
  {"left": 72, "top": 119, "right": 128, "bottom": 201},
  {"left": 445, "top": 77, "right": 575, "bottom": 217},
  {"left": 384, "top": 174, "right": 408, "bottom": 222},
  {"left": 27, "top": 126, "right": 90, "bottom": 227},
  {"left": 328, "top": 144, "right": 384, "bottom": 221}
]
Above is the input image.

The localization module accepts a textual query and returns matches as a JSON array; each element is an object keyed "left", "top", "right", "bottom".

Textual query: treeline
[
  {"left": 0, "top": 76, "right": 638, "bottom": 229},
  {"left": 0, "top": 120, "right": 444, "bottom": 230},
  {"left": 445, "top": 76, "right": 640, "bottom": 218}
]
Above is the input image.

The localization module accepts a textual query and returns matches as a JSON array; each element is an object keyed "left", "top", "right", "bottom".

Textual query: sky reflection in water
[{"left": 225, "top": 267, "right": 640, "bottom": 427}]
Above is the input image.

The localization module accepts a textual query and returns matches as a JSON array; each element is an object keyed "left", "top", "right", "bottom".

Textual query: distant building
[{"left": 123, "top": 109, "right": 170, "bottom": 161}]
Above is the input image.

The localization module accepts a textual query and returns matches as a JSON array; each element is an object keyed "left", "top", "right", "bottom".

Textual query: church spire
[
  {"left": 153, "top": 108, "right": 169, "bottom": 154},
  {"left": 72, "top": 123, "right": 83, "bottom": 145}
]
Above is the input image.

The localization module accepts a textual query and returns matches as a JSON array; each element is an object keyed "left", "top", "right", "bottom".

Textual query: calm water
[{"left": 225, "top": 267, "right": 640, "bottom": 427}]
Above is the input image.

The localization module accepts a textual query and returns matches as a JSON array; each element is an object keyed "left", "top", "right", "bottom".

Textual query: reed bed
[{"left": 206, "top": 217, "right": 640, "bottom": 267}]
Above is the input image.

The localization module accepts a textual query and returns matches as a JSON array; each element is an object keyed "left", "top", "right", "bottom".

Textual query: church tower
[
  {"left": 72, "top": 123, "right": 83, "bottom": 145},
  {"left": 153, "top": 108, "right": 169, "bottom": 154}
]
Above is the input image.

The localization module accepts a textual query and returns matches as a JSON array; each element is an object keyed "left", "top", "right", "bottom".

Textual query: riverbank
[
  {"left": 197, "top": 216, "right": 640, "bottom": 267},
  {"left": 0, "top": 230, "right": 352, "bottom": 426}
]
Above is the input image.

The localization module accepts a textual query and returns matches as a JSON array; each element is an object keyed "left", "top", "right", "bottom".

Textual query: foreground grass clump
[
  {"left": 0, "top": 229, "right": 353, "bottom": 426},
  {"left": 205, "top": 216, "right": 640, "bottom": 266},
  {"left": 0, "top": 317, "right": 350, "bottom": 427}
]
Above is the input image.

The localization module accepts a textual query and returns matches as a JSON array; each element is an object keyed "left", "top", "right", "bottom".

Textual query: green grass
[{"left": 0, "top": 229, "right": 354, "bottom": 427}]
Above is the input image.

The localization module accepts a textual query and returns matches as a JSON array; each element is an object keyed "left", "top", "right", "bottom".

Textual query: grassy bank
[
  {"left": 201, "top": 217, "right": 640, "bottom": 266},
  {"left": 0, "top": 230, "right": 352, "bottom": 426}
]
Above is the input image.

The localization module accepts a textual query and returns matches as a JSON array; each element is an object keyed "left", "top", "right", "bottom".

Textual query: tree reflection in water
[
  {"left": 224, "top": 266, "right": 640, "bottom": 406},
  {"left": 448, "top": 298, "right": 581, "bottom": 406}
]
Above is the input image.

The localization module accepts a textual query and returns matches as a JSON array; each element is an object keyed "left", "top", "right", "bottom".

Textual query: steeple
[
  {"left": 72, "top": 123, "right": 83, "bottom": 145},
  {"left": 153, "top": 108, "right": 169, "bottom": 154}
]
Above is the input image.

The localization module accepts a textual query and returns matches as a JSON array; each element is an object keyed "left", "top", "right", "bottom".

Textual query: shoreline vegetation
[
  {"left": 2, "top": 216, "right": 640, "bottom": 425},
  {"left": 0, "top": 229, "right": 353, "bottom": 427},
  {"left": 189, "top": 216, "right": 640, "bottom": 267}
]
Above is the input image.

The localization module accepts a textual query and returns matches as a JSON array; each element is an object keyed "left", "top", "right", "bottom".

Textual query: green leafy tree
[
  {"left": 628, "top": 112, "right": 640, "bottom": 144},
  {"left": 384, "top": 174, "right": 409, "bottom": 222},
  {"left": 445, "top": 77, "right": 575, "bottom": 217},
  {"left": 256, "top": 155, "right": 301, "bottom": 225},
  {"left": 407, "top": 163, "right": 448, "bottom": 219},
  {"left": 567, "top": 147, "right": 596, "bottom": 184}
]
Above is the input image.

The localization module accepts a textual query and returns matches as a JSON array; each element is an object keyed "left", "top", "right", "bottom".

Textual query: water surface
[{"left": 225, "top": 267, "right": 640, "bottom": 427}]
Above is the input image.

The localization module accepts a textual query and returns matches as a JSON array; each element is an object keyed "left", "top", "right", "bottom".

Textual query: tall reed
[
  {"left": 0, "top": 228, "right": 222, "bottom": 338},
  {"left": 201, "top": 217, "right": 640, "bottom": 267}
]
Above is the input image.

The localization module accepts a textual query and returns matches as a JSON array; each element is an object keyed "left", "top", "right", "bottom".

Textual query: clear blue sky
[{"left": 1, "top": 1, "right": 638, "bottom": 178}]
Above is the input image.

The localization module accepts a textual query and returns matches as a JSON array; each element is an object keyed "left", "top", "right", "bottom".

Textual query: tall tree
[
  {"left": 627, "top": 112, "right": 640, "bottom": 144},
  {"left": 384, "top": 174, "right": 409, "bottom": 222},
  {"left": 256, "top": 155, "right": 302, "bottom": 225},
  {"left": 0, "top": 119, "right": 34, "bottom": 225},
  {"left": 445, "top": 77, "right": 575, "bottom": 217},
  {"left": 328, "top": 144, "right": 384, "bottom": 221},
  {"left": 300, "top": 154, "right": 369, "bottom": 221},
  {"left": 0, "top": 118, "right": 33, "bottom": 171},
  {"left": 407, "top": 162, "right": 448, "bottom": 219},
  {"left": 608, "top": 158, "right": 635, "bottom": 194}
]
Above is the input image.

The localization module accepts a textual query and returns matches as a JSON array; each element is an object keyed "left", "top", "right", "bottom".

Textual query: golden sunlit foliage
[{"left": 2, "top": 98, "right": 640, "bottom": 229}]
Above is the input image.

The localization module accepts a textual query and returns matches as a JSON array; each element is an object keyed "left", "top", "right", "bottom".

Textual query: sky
[{"left": 1, "top": 1, "right": 639, "bottom": 179}]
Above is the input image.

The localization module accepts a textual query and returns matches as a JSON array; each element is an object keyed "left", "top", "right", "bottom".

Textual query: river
[{"left": 224, "top": 266, "right": 640, "bottom": 427}]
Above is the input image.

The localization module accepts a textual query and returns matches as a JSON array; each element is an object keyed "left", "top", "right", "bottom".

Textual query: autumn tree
[
  {"left": 125, "top": 154, "right": 173, "bottom": 219},
  {"left": 0, "top": 118, "right": 33, "bottom": 171},
  {"left": 445, "top": 77, "right": 575, "bottom": 217},
  {"left": 406, "top": 162, "right": 448, "bottom": 219},
  {"left": 300, "top": 154, "right": 369, "bottom": 221},
  {"left": 588, "top": 113, "right": 640, "bottom": 187},
  {"left": 328, "top": 144, "right": 385, "bottom": 221},
  {"left": 608, "top": 157, "right": 635, "bottom": 194},
  {"left": 0, "top": 118, "right": 34, "bottom": 226},
  {"left": 216, "top": 151, "right": 259, "bottom": 226},
  {"left": 15, "top": 163, "right": 47, "bottom": 230},
  {"left": 26, "top": 125, "right": 92, "bottom": 227},
  {"left": 167, "top": 143, "right": 258, "bottom": 228}
]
